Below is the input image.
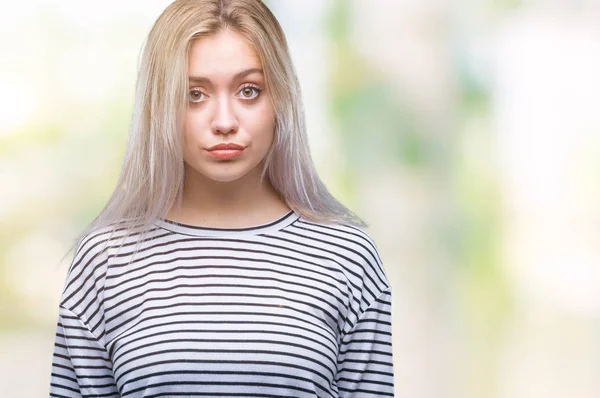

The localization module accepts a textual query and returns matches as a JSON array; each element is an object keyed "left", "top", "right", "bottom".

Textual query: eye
[
  {"left": 238, "top": 84, "right": 262, "bottom": 100},
  {"left": 188, "top": 88, "right": 206, "bottom": 103}
]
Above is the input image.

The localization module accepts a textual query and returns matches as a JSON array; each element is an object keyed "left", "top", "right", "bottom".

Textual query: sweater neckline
[{"left": 153, "top": 209, "right": 300, "bottom": 237}]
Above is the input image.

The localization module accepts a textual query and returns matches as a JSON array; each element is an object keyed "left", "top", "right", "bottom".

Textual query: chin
[
  {"left": 201, "top": 168, "right": 252, "bottom": 183},
  {"left": 185, "top": 157, "right": 264, "bottom": 184}
]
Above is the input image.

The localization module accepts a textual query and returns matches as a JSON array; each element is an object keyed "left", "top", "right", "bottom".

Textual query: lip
[
  {"left": 206, "top": 148, "right": 244, "bottom": 160},
  {"left": 207, "top": 143, "right": 246, "bottom": 151}
]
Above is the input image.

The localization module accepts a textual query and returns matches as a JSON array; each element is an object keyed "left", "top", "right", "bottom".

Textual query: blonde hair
[{"left": 65, "top": 0, "right": 368, "bottom": 261}]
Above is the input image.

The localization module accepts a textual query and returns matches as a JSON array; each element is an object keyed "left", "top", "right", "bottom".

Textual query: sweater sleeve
[
  {"left": 49, "top": 306, "right": 120, "bottom": 398},
  {"left": 335, "top": 288, "right": 395, "bottom": 397}
]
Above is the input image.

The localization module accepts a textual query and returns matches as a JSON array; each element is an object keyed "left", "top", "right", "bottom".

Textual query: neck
[{"left": 166, "top": 162, "right": 290, "bottom": 228}]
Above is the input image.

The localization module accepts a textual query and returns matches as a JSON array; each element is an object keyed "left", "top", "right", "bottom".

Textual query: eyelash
[{"left": 188, "top": 84, "right": 262, "bottom": 103}]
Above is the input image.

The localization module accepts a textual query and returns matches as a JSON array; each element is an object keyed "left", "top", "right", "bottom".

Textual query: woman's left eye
[{"left": 238, "top": 85, "right": 262, "bottom": 100}]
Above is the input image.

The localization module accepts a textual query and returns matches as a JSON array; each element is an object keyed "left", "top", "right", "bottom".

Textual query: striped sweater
[{"left": 49, "top": 210, "right": 394, "bottom": 397}]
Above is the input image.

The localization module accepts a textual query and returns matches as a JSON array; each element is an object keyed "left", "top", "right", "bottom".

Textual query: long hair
[{"left": 63, "top": 0, "right": 368, "bottom": 262}]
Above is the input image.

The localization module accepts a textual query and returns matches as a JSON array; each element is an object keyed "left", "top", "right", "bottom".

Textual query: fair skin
[{"left": 166, "top": 29, "right": 290, "bottom": 228}]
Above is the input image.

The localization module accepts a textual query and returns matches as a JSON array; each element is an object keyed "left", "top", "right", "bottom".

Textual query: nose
[{"left": 210, "top": 95, "right": 239, "bottom": 135}]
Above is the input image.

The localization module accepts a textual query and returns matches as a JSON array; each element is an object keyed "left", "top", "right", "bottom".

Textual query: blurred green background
[{"left": 1, "top": 0, "right": 599, "bottom": 397}]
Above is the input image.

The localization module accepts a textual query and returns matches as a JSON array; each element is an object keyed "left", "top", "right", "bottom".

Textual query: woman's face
[{"left": 183, "top": 29, "right": 275, "bottom": 183}]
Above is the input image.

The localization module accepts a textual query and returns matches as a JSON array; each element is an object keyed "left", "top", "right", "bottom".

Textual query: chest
[{"left": 102, "top": 252, "right": 346, "bottom": 396}]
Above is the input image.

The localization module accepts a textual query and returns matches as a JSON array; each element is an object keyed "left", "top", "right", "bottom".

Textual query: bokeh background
[{"left": 1, "top": 0, "right": 599, "bottom": 396}]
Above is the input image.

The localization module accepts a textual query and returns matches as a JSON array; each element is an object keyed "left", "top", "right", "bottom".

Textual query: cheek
[
  {"left": 183, "top": 110, "right": 208, "bottom": 144},
  {"left": 184, "top": 110, "right": 203, "bottom": 135},
  {"left": 250, "top": 103, "right": 276, "bottom": 141},
  {"left": 182, "top": 112, "right": 203, "bottom": 160}
]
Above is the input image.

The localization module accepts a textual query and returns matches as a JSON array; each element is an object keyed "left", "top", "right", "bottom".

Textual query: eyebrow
[{"left": 188, "top": 68, "right": 263, "bottom": 84}]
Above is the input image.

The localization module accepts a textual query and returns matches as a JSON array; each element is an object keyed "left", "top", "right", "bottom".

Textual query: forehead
[{"left": 188, "top": 29, "right": 262, "bottom": 79}]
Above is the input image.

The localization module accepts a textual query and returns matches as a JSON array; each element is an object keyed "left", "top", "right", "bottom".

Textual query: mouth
[
  {"left": 206, "top": 148, "right": 245, "bottom": 160},
  {"left": 207, "top": 143, "right": 246, "bottom": 151}
]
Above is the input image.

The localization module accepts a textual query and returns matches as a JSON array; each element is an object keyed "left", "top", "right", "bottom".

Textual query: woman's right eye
[{"left": 188, "top": 88, "right": 206, "bottom": 103}]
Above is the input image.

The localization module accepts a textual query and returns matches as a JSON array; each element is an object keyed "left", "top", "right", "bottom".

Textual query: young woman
[{"left": 49, "top": 1, "right": 394, "bottom": 397}]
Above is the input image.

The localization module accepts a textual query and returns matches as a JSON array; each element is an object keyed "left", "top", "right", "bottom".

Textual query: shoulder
[
  {"left": 60, "top": 220, "right": 147, "bottom": 310},
  {"left": 292, "top": 216, "right": 392, "bottom": 331},
  {"left": 292, "top": 215, "right": 391, "bottom": 291},
  {"left": 293, "top": 215, "right": 381, "bottom": 251},
  {"left": 59, "top": 226, "right": 111, "bottom": 309}
]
